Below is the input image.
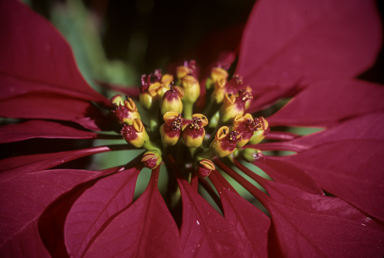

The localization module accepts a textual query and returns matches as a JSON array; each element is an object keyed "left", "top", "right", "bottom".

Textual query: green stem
[
  {"left": 148, "top": 112, "right": 159, "bottom": 133},
  {"left": 203, "top": 101, "right": 221, "bottom": 122},
  {"left": 189, "top": 147, "right": 197, "bottom": 159},
  {"left": 183, "top": 101, "right": 194, "bottom": 120},
  {"left": 195, "top": 148, "right": 215, "bottom": 162},
  {"left": 143, "top": 140, "right": 161, "bottom": 152}
]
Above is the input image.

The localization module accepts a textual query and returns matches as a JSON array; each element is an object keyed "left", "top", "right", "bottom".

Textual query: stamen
[
  {"left": 248, "top": 118, "right": 262, "bottom": 131},
  {"left": 168, "top": 81, "right": 175, "bottom": 90},
  {"left": 233, "top": 74, "right": 243, "bottom": 84},
  {"left": 216, "top": 61, "right": 230, "bottom": 70},
  {"left": 189, "top": 116, "right": 202, "bottom": 130},
  {"left": 184, "top": 60, "right": 197, "bottom": 75},
  {"left": 140, "top": 74, "right": 149, "bottom": 93},
  {"left": 171, "top": 114, "right": 182, "bottom": 131},
  {"left": 229, "top": 131, "right": 241, "bottom": 143},
  {"left": 238, "top": 89, "right": 253, "bottom": 102},
  {"left": 153, "top": 69, "right": 162, "bottom": 82},
  {"left": 141, "top": 70, "right": 163, "bottom": 93}
]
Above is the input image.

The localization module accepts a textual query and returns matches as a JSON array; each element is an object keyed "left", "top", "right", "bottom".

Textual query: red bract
[{"left": 1, "top": 0, "right": 384, "bottom": 257}]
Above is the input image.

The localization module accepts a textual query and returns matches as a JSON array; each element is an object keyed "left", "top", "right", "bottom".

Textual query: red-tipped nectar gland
[
  {"left": 121, "top": 118, "right": 149, "bottom": 148},
  {"left": 220, "top": 87, "right": 254, "bottom": 124},
  {"left": 194, "top": 159, "right": 215, "bottom": 177},
  {"left": 111, "top": 96, "right": 141, "bottom": 125},
  {"left": 121, "top": 124, "right": 137, "bottom": 142},
  {"left": 160, "top": 112, "right": 183, "bottom": 146},
  {"left": 231, "top": 113, "right": 261, "bottom": 148},
  {"left": 161, "top": 85, "right": 184, "bottom": 115},
  {"left": 209, "top": 126, "right": 241, "bottom": 158},
  {"left": 141, "top": 149, "right": 162, "bottom": 169},
  {"left": 220, "top": 94, "right": 243, "bottom": 124},
  {"left": 183, "top": 114, "right": 208, "bottom": 148},
  {"left": 180, "top": 74, "right": 200, "bottom": 120}
]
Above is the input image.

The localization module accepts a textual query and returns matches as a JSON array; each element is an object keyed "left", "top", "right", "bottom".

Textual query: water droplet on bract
[
  {"left": 196, "top": 220, "right": 200, "bottom": 225},
  {"left": 361, "top": 224, "right": 366, "bottom": 227}
]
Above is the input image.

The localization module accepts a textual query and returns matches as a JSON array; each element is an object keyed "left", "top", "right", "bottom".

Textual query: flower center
[{"left": 111, "top": 60, "right": 269, "bottom": 177}]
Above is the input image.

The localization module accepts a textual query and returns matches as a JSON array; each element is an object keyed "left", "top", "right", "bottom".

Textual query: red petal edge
[
  {"left": 0, "top": 169, "right": 107, "bottom": 257},
  {"left": 0, "top": 0, "right": 108, "bottom": 105},
  {"left": 82, "top": 166, "right": 182, "bottom": 258}
]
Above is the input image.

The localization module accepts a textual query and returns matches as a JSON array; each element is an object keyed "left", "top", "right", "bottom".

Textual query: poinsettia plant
[{"left": 1, "top": 0, "right": 384, "bottom": 257}]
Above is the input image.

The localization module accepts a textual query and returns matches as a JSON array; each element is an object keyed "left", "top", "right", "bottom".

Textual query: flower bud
[
  {"left": 206, "top": 65, "right": 229, "bottom": 91},
  {"left": 158, "top": 74, "right": 174, "bottom": 97},
  {"left": 111, "top": 95, "right": 124, "bottom": 106},
  {"left": 249, "top": 117, "right": 269, "bottom": 145},
  {"left": 194, "top": 159, "right": 215, "bottom": 177},
  {"left": 176, "top": 60, "right": 197, "bottom": 80},
  {"left": 180, "top": 75, "right": 200, "bottom": 105},
  {"left": 161, "top": 86, "right": 184, "bottom": 115},
  {"left": 160, "top": 112, "right": 182, "bottom": 146},
  {"left": 209, "top": 126, "right": 240, "bottom": 158},
  {"left": 111, "top": 95, "right": 141, "bottom": 125},
  {"left": 219, "top": 93, "right": 244, "bottom": 124},
  {"left": 211, "top": 66, "right": 228, "bottom": 85},
  {"left": 140, "top": 72, "right": 168, "bottom": 110},
  {"left": 141, "top": 149, "right": 162, "bottom": 169},
  {"left": 121, "top": 118, "right": 149, "bottom": 148},
  {"left": 210, "top": 77, "right": 227, "bottom": 104},
  {"left": 182, "top": 114, "right": 208, "bottom": 148},
  {"left": 242, "top": 149, "right": 264, "bottom": 162},
  {"left": 231, "top": 113, "right": 260, "bottom": 148}
]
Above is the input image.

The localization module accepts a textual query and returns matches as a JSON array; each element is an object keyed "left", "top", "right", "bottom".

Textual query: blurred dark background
[
  {"left": 29, "top": 0, "right": 256, "bottom": 81},
  {"left": 28, "top": 0, "right": 384, "bottom": 85}
]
